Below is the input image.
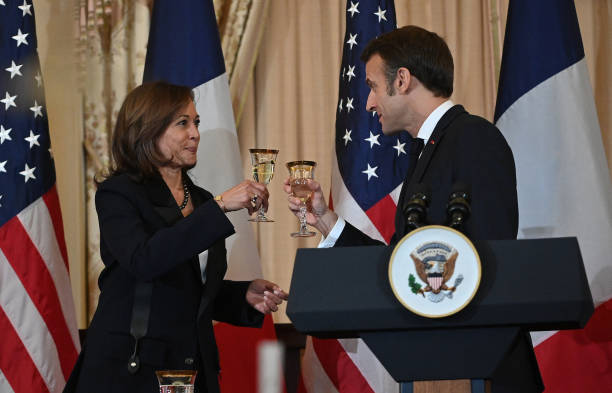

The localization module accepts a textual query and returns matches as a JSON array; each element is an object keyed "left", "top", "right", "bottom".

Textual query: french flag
[
  {"left": 143, "top": 1, "right": 279, "bottom": 392},
  {"left": 494, "top": 0, "right": 612, "bottom": 391}
]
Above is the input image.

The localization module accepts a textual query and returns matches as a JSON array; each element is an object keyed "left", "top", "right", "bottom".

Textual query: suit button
[{"left": 185, "top": 357, "right": 194, "bottom": 365}]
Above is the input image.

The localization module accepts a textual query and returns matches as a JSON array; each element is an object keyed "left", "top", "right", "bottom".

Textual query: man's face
[{"left": 364, "top": 54, "right": 405, "bottom": 135}]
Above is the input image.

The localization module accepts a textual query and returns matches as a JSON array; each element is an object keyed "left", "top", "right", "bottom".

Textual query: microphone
[
  {"left": 446, "top": 182, "right": 471, "bottom": 231},
  {"left": 403, "top": 183, "right": 431, "bottom": 232}
]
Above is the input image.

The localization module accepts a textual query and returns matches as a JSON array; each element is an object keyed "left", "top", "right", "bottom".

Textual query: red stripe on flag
[
  {"left": 535, "top": 298, "right": 612, "bottom": 392},
  {"left": 0, "top": 217, "right": 78, "bottom": 379},
  {"left": 296, "top": 372, "right": 308, "bottom": 393},
  {"left": 312, "top": 338, "right": 375, "bottom": 393},
  {"left": 214, "top": 314, "right": 286, "bottom": 393},
  {"left": 365, "top": 195, "right": 397, "bottom": 244},
  {"left": 42, "top": 186, "right": 69, "bottom": 271},
  {"left": 0, "top": 306, "right": 50, "bottom": 393}
]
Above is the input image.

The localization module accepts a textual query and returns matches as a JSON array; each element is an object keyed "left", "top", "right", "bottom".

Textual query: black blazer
[
  {"left": 336, "top": 105, "right": 519, "bottom": 246},
  {"left": 65, "top": 173, "right": 263, "bottom": 393},
  {"left": 333, "top": 106, "right": 543, "bottom": 392}
]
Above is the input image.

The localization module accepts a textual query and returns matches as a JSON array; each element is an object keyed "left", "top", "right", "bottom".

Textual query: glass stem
[
  {"left": 257, "top": 205, "right": 266, "bottom": 219},
  {"left": 299, "top": 204, "right": 308, "bottom": 232}
]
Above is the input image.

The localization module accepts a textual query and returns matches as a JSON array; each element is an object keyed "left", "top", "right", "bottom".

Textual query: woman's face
[{"left": 156, "top": 101, "right": 200, "bottom": 169}]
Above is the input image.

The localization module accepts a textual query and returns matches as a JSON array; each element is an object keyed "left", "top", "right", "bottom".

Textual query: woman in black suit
[{"left": 65, "top": 81, "right": 287, "bottom": 393}]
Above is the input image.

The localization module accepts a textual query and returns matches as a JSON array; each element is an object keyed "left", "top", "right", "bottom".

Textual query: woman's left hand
[{"left": 246, "top": 279, "right": 289, "bottom": 314}]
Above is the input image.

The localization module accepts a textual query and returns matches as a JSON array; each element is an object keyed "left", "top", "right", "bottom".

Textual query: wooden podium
[{"left": 286, "top": 237, "right": 594, "bottom": 393}]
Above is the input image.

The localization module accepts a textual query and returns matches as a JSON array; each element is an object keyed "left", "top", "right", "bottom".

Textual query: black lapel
[
  {"left": 409, "top": 105, "right": 467, "bottom": 184},
  {"left": 143, "top": 175, "right": 183, "bottom": 226},
  {"left": 187, "top": 180, "right": 215, "bottom": 281}
]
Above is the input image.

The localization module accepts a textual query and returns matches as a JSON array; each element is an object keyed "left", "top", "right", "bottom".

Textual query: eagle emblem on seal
[{"left": 408, "top": 242, "right": 464, "bottom": 303}]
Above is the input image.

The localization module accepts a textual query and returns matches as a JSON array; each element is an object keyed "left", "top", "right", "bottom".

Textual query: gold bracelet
[{"left": 214, "top": 195, "right": 225, "bottom": 212}]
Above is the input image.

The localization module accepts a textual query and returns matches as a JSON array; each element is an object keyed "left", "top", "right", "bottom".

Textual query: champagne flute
[
  {"left": 249, "top": 148, "right": 278, "bottom": 222},
  {"left": 287, "top": 160, "right": 317, "bottom": 237}
]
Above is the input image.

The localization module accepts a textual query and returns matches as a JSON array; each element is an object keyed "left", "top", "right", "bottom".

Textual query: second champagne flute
[{"left": 287, "top": 160, "right": 316, "bottom": 237}]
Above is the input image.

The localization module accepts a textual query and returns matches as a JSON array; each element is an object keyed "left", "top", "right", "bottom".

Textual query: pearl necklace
[{"left": 179, "top": 179, "right": 190, "bottom": 210}]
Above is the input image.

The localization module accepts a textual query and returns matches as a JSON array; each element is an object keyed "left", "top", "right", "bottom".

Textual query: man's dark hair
[{"left": 361, "top": 25, "right": 454, "bottom": 97}]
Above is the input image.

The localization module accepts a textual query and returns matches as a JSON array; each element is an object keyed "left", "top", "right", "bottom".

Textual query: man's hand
[
  {"left": 246, "top": 279, "right": 288, "bottom": 314},
  {"left": 283, "top": 178, "right": 338, "bottom": 237}
]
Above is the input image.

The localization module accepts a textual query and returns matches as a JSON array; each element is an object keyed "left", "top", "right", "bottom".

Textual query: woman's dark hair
[
  {"left": 106, "top": 81, "right": 194, "bottom": 181},
  {"left": 361, "top": 25, "right": 454, "bottom": 97}
]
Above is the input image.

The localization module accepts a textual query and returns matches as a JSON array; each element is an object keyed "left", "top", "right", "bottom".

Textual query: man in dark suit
[
  {"left": 285, "top": 25, "right": 542, "bottom": 393},
  {"left": 286, "top": 25, "right": 517, "bottom": 245}
]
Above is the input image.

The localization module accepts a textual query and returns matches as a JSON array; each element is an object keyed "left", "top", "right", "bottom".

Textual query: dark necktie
[{"left": 406, "top": 137, "right": 425, "bottom": 182}]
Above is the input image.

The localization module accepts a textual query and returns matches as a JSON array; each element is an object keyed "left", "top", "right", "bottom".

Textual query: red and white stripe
[{"left": 0, "top": 186, "right": 80, "bottom": 393}]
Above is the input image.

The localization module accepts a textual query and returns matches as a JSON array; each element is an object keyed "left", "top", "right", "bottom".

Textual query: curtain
[
  {"left": 80, "top": 0, "right": 151, "bottom": 320},
  {"left": 237, "top": 0, "right": 612, "bottom": 323},
  {"left": 80, "top": 0, "right": 265, "bottom": 320},
  {"left": 62, "top": 0, "right": 609, "bottom": 322}
]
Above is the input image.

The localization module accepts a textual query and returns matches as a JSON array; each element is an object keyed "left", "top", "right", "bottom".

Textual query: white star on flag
[
  {"left": 0, "top": 160, "right": 6, "bottom": 173},
  {"left": 25, "top": 130, "right": 40, "bottom": 148},
  {"left": 30, "top": 100, "right": 43, "bottom": 118},
  {"left": 347, "top": 1, "right": 360, "bottom": 17},
  {"left": 343, "top": 129, "right": 352, "bottom": 145},
  {"left": 362, "top": 163, "right": 379, "bottom": 180},
  {"left": 365, "top": 131, "right": 381, "bottom": 148},
  {"left": 12, "top": 29, "right": 29, "bottom": 47},
  {"left": 35, "top": 72, "right": 42, "bottom": 87},
  {"left": 346, "top": 97, "right": 354, "bottom": 112},
  {"left": 338, "top": 98, "right": 343, "bottom": 112},
  {"left": 346, "top": 33, "right": 358, "bottom": 50},
  {"left": 5, "top": 61, "right": 23, "bottom": 79},
  {"left": 393, "top": 139, "right": 406, "bottom": 156},
  {"left": 374, "top": 6, "right": 387, "bottom": 22},
  {"left": 19, "top": 163, "right": 36, "bottom": 183},
  {"left": 0, "top": 125, "right": 12, "bottom": 144},
  {"left": 0, "top": 195, "right": 3, "bottom": 207},
  {"left": 346, "top": 65, "right": 356, "bottom": 82},
  {"left": 0, "top": 1, "right": 5, "bottom": 6},
  {"left": 372, "top": 110, "right": 377, "bottom": 117},
  {"left": 1, "top": 92, "right": 17, "bottom": 110},
  {"left": 18, "top": 0, "right": 32, "bottom": 16}
]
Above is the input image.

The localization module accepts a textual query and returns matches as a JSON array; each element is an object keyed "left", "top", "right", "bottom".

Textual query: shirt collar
[{"left": 416, "top": 100, "right": 454, "bottom": 143}]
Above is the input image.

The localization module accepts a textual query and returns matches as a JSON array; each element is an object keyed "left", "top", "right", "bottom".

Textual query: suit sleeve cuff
[{"left": 318, "top": 217, "right": 345, "bottom": 248}]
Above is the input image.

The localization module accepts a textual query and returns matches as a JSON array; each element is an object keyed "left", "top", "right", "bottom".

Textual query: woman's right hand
[{"left": 218, "top": 180, "right": 269, "bottom": 215}]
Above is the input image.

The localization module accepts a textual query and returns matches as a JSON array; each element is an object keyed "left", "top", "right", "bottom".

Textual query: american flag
[
  {"left": 332, "top": 0, "right": 415, "bottom": 243},
  {"left": 300, "top": 1, "right": 416, "bottom": 392},
  {"left": 0, "top": 1, "right": 80, "bottom": 392}
]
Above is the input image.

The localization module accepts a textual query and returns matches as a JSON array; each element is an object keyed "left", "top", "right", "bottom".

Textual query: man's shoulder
[{"left": 449, "top": 107, "right": 508, "bottom": 144}]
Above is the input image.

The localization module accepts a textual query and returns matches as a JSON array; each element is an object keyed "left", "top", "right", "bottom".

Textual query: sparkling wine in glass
[
  {"left": 249, "top": 148, "right": 278, "bottom": 222},
  {"left": 287, "top": 160, "right": 316, "bottom": 237}
]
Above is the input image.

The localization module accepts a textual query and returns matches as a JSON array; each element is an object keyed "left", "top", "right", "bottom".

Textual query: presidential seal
[{"left": 389, "top": 225, "right": 481, "bottom": 318}]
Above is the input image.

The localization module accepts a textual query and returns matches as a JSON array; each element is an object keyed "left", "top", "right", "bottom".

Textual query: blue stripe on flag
[
  {"left": 143, "top": 0, "right": 225, "bottom": 86},
  {"left": 493, "top": 0, "right": 585, "bottom": 122}
]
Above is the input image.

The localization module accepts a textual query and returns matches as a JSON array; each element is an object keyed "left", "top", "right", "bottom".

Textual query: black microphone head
[
  {"left": 449, "top": 181, "right": 471, "bottom": 203},
  {"left": 446, "top": 182, "right": 471, "bottom": 230},
  {"left": 408, "top": 183, "right": 432, "bottom": 203}
]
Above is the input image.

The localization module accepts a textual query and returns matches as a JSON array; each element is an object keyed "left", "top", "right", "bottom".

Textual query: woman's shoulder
[{"left": 97, "top": 172, "right": 141, "bottom": 192}]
